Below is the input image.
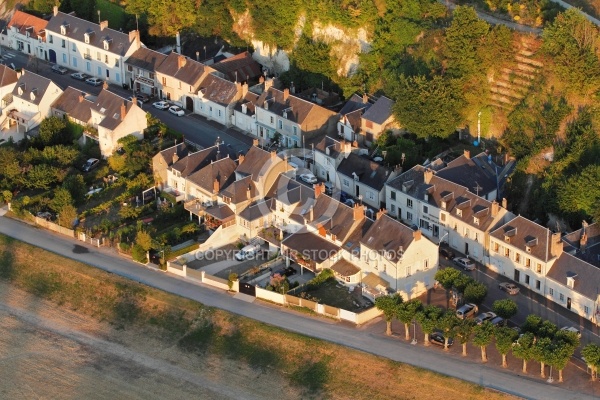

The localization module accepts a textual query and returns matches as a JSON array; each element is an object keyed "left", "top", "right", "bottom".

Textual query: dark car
[
  {"left": 82, "top": 158, "right": 100, "bottom": 172},
  {"left": 439, "top": 247, "right": 455, "bottom": 260},
  {"left": 430, "top": 331, "right": 454, "bottom": 347},
  {"left": 284, "top": 266, "right": 297, "bottom": 277}
]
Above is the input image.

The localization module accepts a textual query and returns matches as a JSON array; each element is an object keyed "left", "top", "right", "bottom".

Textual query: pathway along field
[{"left": 0, "top": 234, "right": 514, "bottom": 400}]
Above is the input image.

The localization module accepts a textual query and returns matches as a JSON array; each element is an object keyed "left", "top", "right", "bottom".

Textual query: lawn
[{"left": 296, "top": 278, "right": 373, "bottom": 312}]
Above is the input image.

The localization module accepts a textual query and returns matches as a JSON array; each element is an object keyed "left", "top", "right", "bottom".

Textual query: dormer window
[
  {"left": 84, "top": 32, "right": 92, "bottom": 44},
  {"left": 60, "top": 25, "right": 66, "bottom": 35},
  {"left": 473, "top": 217, "right": 479, "bottom": 225},
  {"left": 103, "top": 39, "right": 111, "bottom": 50},
  {"left": 504, "top": 235, "right": 510, "bottom": 243},
  {"left": 456, "top": 209, "right": 462, "bottom": 217},
  {"left": 29, "top": 90, "right": 36, "bottom": 101},
  {"left": 526, "top": 246, "right": 531, "bottom": 253},
  {"left": 441, "top": 201, "right": 447, "bottom": 210},
  {"left": 17, "top": 84, "right": 24, "bottom": 95}
]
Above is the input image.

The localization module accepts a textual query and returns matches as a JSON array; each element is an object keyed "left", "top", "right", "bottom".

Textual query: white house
[
  {"left": 195, "top": 73, "right": 242, "bottom": 126},
  {"left": 124, "top": 46, "right": 167, "bottom": 96},
  {"left": 6, "top": 10, "right": 47, "bottom": 60},
  {"left": 45, "top": 6, "right": 141, "bottom": 86},
  {"left": 337, "top": 93, "right": 370, "bottom": 143},
  {"left": 232, "top": 91, "right": 259, "bottom": 136},
  {"left": 0, "top": 65, "right": 18, "bottom": 110},
  {"left": 313, "top": 136, "right": 352, "bottom": 186}
]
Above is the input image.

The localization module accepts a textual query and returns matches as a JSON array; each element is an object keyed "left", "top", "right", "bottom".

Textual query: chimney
[
  {"left": 172, "top": 153, "right": 179, "bottom": 164},
  {"left": 241, "top": 103, "right": 247, "bottom": 114},
  {"left": 376, "top": 208, "right": 387, "bottom": 220},
  {"left": 99, "top": 20, "right": 109, "bottom": 31},
  {"left": 176, "top": 32, "right": 181, "bottom": 54},
  {"left": 242, "top": 83, "right": 248, "bottom": 97},
  {"left": 177, "top": 55, "right": 187, "bottom": 69},
  {"left": 413, "top": 229, "right": 422, "bottom": 241},
  {"left": 424, "top": 168, "right": 433, "bottom": 184},
  {"left": 270, "top": 150, "right": 276, "bottom": 161},
  {"left": 464, "top": 149, "right": 471, "bottom": 159},
  {"left": 264, "top": 78, "right": 273, "bottom": 92},
  {"left": 53, "top": 6, "right": 59, "bottom": 16},
  {"left": 314, "top": 182, "right": 324, "bottom": 198},
  {"left": 259, "top": 76, "right": 265, "bottom": 84},
  {"left": 283, "top": 88, "right": 290, "bottom": 101},
  {"left": 491, "top": 200, "right": 499, "bottom": 217},
  {"left": 501, "top": 198, "right": 507, "bottom": 209},
  {"left": 120, "top": 102, "right": 126, "bottom": 121},
  {"left": 308, "top": 207, "right": 313, "bottom": 223},
  {"left": 102, "top": 81, "right": 108, "bottom": 90},
  {"left": 128, "top": 30, "right": 139, "bottom": 43},
  {"left": 279, "top": 228, "right": 283, "bottom": 241},
  {"left": 253, "top": 138, "right": 259, "bottom": 147},
  {"left": 78, "top": 92, "right": 85, "bottom": 103},
  {"left": 550, "top": 232, "right": 563, "bottom": 258},
  {"left": 580, "top": 232, "right": 588, "bottom": 252},
  {"left": 238, "top": 153, "right": 245, "bottom": 164},
  {"left": 362, "top": 93, "right": 368, "bottom": 104},
  {"left": 131, "top": 96, "right": 137, "bottom": 106},
  {"left": 341, "top": 140, "right": 352, "bottom": 155},
  {"left": 246, "top": 185, "right": 252, "bottom": 201},
  {"left": 353, "top": 203, "right": 364, "bottom": 221},
  {"left": 213, "top": 178, "right": 220, "bottom": 194}
]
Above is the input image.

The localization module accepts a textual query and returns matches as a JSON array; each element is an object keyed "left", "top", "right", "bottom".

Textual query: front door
[
  {"left": 465, "top": 242, "right": 469, "bottom": 256},
  {"left": 567, "top": 297, "right": 572, "bottom": 309}
]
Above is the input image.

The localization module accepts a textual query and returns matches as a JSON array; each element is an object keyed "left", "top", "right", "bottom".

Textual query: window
[
  {"left": 343, "top": 179, "right": 350, "bottom": 187},
  {"left": 406, "top": 199, "right": 413, "bottom": 209},
  {"left": 62, "top": 53, "right": 67, "bottom": 63},
  {"left": 390, "top": 190, "right": 396, "bottom": 201},
  {"left": 474, "top": 233, "right": 478, "bottom": 242},
  {"left": 493, "top": 242, "right": 499, "bottom": 252},
  {"left": 85, "top": 34, "right": 90, "bottom": 44},
  {"left": 149, "top": 72, "right": 154, "bottom": 79},
  {"left": 366, "top": 120, "right": 373, "bottom": 129},
  {"left": 559, "top": 293, "right": 564, "bottom": 302},
  {"left": 278, "top": 120, "right": 283, "bottom": 129},
  {"left": 504, "top": 248, "right": 510, "bottom": 257},
  {"left": 424, "top": 259, "right": 429, "bottom": 270},
  {"left": 464, "top": 228, "right": 469, "bottom": 238},
  {"left": 441, "top": 213, "right": 446, "bottom": 222},
  {"left": 96, "top": 51, "right": 101, "bottom": 61},
  {"left": 407, "top": 212, "right": 413, "bottom": 221},
  {"left": 97, "top": 66, "right": 102, "bottom": 76},
  {"left": 456, "top": 209, "right": 462, "bottom": 217},
  {"left": 536, "top": 280, "right": 541, "bottom": 290},
  {"left": 585, "top": 306, "right": 590, "bottom": 314},
  {"left": 536, "top": 263, "right": 542, "bottom": 273},
  {"left": 115, "top": 59, "right": 119, "bottom": 67},
  {"left": 423, "top": 205, "right": 428, "bottom": 214},
  {"left": 49, "top": 35, "right": 53, "bottom": 44},
  {"left": 218, "top": 110, "right": 222, "bottom": 117},
  {"left": 116, "top": 73, "right": 120, "bottom": 83},
  {"left": 515, "top": 253, "right": 521, "bottom": 263},
  {"left": 86, "top": 62, "right": 91, "bottom": 72},
  {"left": 367, "top": 191, "right": 374, "bottom": 200},
  {"left": 61, "top": 39, "right": 66, "bottom": 48},
  {"left": 128, "top": 65, "right": 133, "bottom": 72},
  {"left": 474, "top": 217, "right": 480, "bottom": 225},
  {"left": 293, "top": 126, "right": 297, "bottom": 135},
  {"left": 72, "top": 57, "right": 77, "bottom": 68},
  {"left": 391, "top": 204, "right": 396, "bottom": 214},
  {"left": 270, "top": 116, "right": 274, "bottom": 124},
  {"left": 525, "top": 258, "right": 531, "bottom": 268},
  {"left": 103, "top": 41, "right": 109, "bottom": 50},
  {"left": 72, "top": 43, "right": 76, "bottom": 52},
  {"left": 549, "top": 288, "right": 554, "bottom": 296},
  {"left": 162, "top": 77, "right": 166, "bottom": 85},
  {"left": 525, "top": 275, "right": 530, "bottom": 285}
]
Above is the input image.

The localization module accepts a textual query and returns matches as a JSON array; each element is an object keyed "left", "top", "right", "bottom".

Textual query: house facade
[
  {"left": 0, "top": 65, "right": 19, "bottom": 112},
  {"left": 313, "top": 136, "right": 352, "bottom": 186},
  {"left": 232, "top": 91, "right": 259, "bottom": 136},
  {"left": 45, "top": 7, "right": 140, "bottom": 85},
  {"left": 6, "top": 10, "right": 47, "bottom": 60},
  {"left": 124, "top": 47, "right": 167, "bottom": 95},
  {"left": 359, "top": 95, "right": 396, "bottom": 146},
  {"left": 195, "top": 73, "right": 243, "bottom": 126},
  {"left": 337, "top": 93, "right": 370, "bottom": 143}
]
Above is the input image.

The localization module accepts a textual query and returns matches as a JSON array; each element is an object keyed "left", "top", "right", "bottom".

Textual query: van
[{"left": 235, "top": 244, "right": 261, "bottom": 261}]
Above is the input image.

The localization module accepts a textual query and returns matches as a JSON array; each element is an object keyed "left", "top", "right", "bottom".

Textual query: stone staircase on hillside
[{"left": 487, "top": 36, "right": 543, "bottom": 112}]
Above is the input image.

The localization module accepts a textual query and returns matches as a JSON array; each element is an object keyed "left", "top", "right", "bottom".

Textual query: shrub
[
  {"left": 132, "top": 243, "right": 147, "bottom": 263},
  {"left": 228, "top": 273, "right": 238, "bottom": 290}
]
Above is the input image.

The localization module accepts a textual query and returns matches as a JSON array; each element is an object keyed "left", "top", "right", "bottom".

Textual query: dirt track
[{"left": 0, "top": 281, "right": 298, "bottom": 400}]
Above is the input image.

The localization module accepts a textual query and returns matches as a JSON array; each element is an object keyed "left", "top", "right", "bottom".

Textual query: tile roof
[
  {"left": 171, "top": 145, "right": 219, "bottom": 177},
  {"left": 342, "top": 218, "right": 374, "bottom": 255},
  {"left": 489, "top": 216, "right": 553, "bottom": 262},
  {"left": 546, "top": 252, "right": 600, "bottom": 299},
  {"left": 360, "top": 215, "right": 415, "bottom": 262},
  {"left": 339, "top": 93, "right": 370, "bottom": 132},
  {"left": 308, "top": 195, "right": 365, "bottom": 243},
  {"left": 13, "top": 70, "right": 53, "bottom": 106},
  {"left": 436, "top": 153, "right": 499, "bottom": 199},
  {"left": 236, "top": 145, "right": 280, "bottom": 181},
  {"left": 7, "top": 10, "right": 47, "bottom": 39},
  {"left": 156, "top": 52, "right": 213, "bottom": 87},
  {"left": 46, "top": 11, "right": 137, "bottom": 56},
  {"left": 282, "top": 228, "right": 340, "bottom": 262},
  {"left": 199, "top": 73, "right": 239, "bottom": 106},
  {"left": 337, "top": 153, "right": 394, "bottom": 191},
  {"left": 220, "top": 175, "right": 257, "bottom": 204},
  {"left": 0, "top": 64, "right": 19, "bottom": 87},
  {"left": 125, "top": 47, "right": 167, "bottom": 71},
  {"left": 90, "top": 89, "right": 133, "bottom": 130},
  {"left": 361, "top": 96, "right": 394, "bottom": 125},
  {"left": 362, "top": 272, "right": 391, "bottom": 289},
  {"left": 330, "top": 258, "right": 361, "bottom": 277},
  {"left": 211, "top": 51, "right": 262, "bottom": 82},
  {"left": 157, "top": 143, "right": 189, "bottom": 167},
  {"left": 256, "top": 87, "right": 336, "bottom": 126},
  {"left": 202, "top": 202, "right": 235, "bottom": 221},
  {"left": 314, "top": 136, "right": 341, "bottom": 159},
  {"left": 234, "top": 91, "right": 259, "bottom": 116},
  {"left": 51, "top": 86, "right": 92, "bottom": 122},
  {"left": 187, "top": 157, "right": 237, "bottom": 193}
]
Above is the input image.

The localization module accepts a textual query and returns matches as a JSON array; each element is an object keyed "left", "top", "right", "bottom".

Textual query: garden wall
[
  {"left": 203, "top": 273, "right": 229, "bottom": 290},
  {"left": 339, "top": 309, "right": 358, "bottom": 324},
  {"left": 256, "top": 287, "right": 286, "bottom": 305},
  {"left": 355, "top": 307, "right": 383, "bottom": 325},
  {"left": 34, "top": 217, "right": 75, "bottom": 238}
]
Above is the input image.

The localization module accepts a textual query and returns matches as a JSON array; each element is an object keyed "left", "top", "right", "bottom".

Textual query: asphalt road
[{"left": 0, "top": 215, "right": 593, "bottom": 400}]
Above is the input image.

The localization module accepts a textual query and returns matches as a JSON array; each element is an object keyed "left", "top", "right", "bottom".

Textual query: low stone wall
[
  {"left": 256, "top": 287, "right": 286, "bottom": 305},
  {"left": 34, "top": 217, "right": 75, "bottom": 238}
]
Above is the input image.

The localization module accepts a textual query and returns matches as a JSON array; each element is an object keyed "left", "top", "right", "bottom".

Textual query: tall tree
[
  {"left": 582, "top": 343, "right": 600, "bottom": 381},
  {"left": 494, "top": 326, "right": 518, "bottom": 368},
  {"left": 549, "top": 339, "right": 576, "bottom": 382},
  {"left": 396, "top": 299, "right": 422, "bottom": 341},
  {"left": 463, "top": 281, "right": 488, "bottom": 304},
  {"left": 532, "top": 336, "right": 552, "bottom": 378},
  {"left": 492, "top": 299, "right": 518, "bottom": 321},
  {"left": 473, "top": 321, "right": 494, "bottom": 362},
  {"left": 438, "top": 310, "right": 460, "bottom": 351},
  {"left": 375, "top": 294, "right": 403, "bottom": 336},
  {"left": 512, "top": 332, "right": 536, "bottom": 373},
  {"left": 416, "top": 305, "right": 443, "bottom": 346},
  {"left": 455, "top": 318, "right": 475, "bottom": 357},
  {"left": 434, "top": 268, "right": 462, "bottom": 292}
]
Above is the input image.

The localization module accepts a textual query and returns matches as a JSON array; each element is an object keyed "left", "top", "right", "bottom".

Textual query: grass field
[{"left": 0, "top": 234, "right": 514, "bottom": 399}]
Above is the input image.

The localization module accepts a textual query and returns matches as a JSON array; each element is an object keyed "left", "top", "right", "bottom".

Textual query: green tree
[
  {"left": 492, "top": 299, "right": 518, "bottom": 320},
  {"left": 26, "top": 164, "right": 61, "bottom": 189},
  {"left": 438, "top": 310, "right": 460, "bottom": 351},
  {"left": 494, "top": 326, "right": 518, "bottom": 368},
  {"left": 521, "top": 314, "right": 543, "bottom": 337},
  {"left": 463, "top": 282, "right": 487, "bottom": 304},
  {"left": 537, "top": 320, "right": 558, "bottom": 339},
  {"left": 131, "top": 243, "right": 147, "bottom": 263},
  {"left": 434, "top": 268, "right": 462, "bottom": 291},
  {"left": 375, "top": 293, "right": 403, "bottom": 336},
  {"left": 50, "top": 187, "right": 73, "bottom": 213},
  {"left": 581, "top": 343, "right": 600, "bottom": 381},
  {"left": 549, "top": 339, "right": 576, "bottom": 382},
  {"left": 136, "top": 230, "right": 153, "bottom": 252},
  {"left": 119, "top": 205, "right": 142, "bottom": 220},
  {"left": 396, "top": 299, "right": 422, "bottom": 341},
  {"left": 444, "top": 6, "right": 489, "bottom": 79},
  {"left": 416, "top": 305, "right": 443, "bottom": 346},
  {"left": 532, "top": 336, "right": 552, "bottom": 378},
  {"left": 38, "top": 117, "right": 69, "bottom": 146},
  {"left": 452, "top": 273, "right": 474, "bottom": 293},
  {"left": 455, "top": 318, "right": 475, "bottom": 357},
  {"left": 31, "top": 0, "right": 55, "bottom": 14},
  {"left": 63, "top": 174, "right": 87, "bottom": 205},
  {"left": 512, "top": 332, "right": 536, "bottom": 373},
  {"left": 57, "top": 204, "right": 78, "bottom": 228},
  {"left": 556, "top": 165, "right": 600, "bottom": 219},
  {"left": 473, "top": 321, "right": 494, "bottom": 362}
]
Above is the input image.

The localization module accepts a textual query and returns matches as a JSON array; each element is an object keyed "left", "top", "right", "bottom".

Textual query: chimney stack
[
  {"left": 264, "top": 77, "right": 273, "bottom": 92},
  {"left": 270, "top": 150, "right": 276, "bottom": 161},
  {"left": 580, "top": 231, "right": 588, "bottom": 252},
  {"left": 424, "top": 168, "right": 433, "bottom": 184},
  {"left": 213, "top": 178, "right": 220, "bottom": 194},
  {"left": 464, "top": 149, "right": 471, "bottom": 159},
  {"left": 413, "top": 229, "right": 422, "bottom": 241},
  {"left": 78, "top": 92, "right": 85, "bottom": 103},
  {"left": 253, "top": 138, "right": 259, "bottom": 147},
  {"left": 53, "top": 5, "right": 59, "bottom": 16},
  {"left": 362, "top": 93, "right": 368, "bottom": 104},
  {"left": 238, "top": 153, "right": 245, "bottom": 164},
  {"left": 259, "top": 76, "right": 265, "bottom": 84},
  {"left": 172, "top": 153, "right": 179, "bottom": 164},
  {"left": 177, "top": 55, "right": 186, "bottom": 69},
  {"left": 353, "top": 203, "right": 364, "bottom": 221},
  {"left": 308, "top": 207, "right": 313, "bottom": 223},
  {"left": 314, "top": 183, "right": 324, "bottom": 198},
  {"left": 120, "top": 102, "right": 126, "bottom": 121},
  {"left": 501, "top": 198, "right": 507, "bottom": 209},
  {"left": 176, "top": 32, "right": 181, "bottom": 54},
  {"left": 241, "top": 82, "right": 248, "bottom": 97},
  {"left": 99, "top": 21, "right": 108, "bottom": 31},
  {"left": 376, "top": 208, "right": 387, "bottom": 220},
  {"left": 128, "top": 30, "right": 139, "bottom": 43},
  {"left": 550, "top": 232, "right": 563, "bottom": 258},
  {"left": 283, "top": 88, "right": 290, "bottom": 101},
  {"left": 491, "top": 200, "right": 499, "bottom": 217},
  {"left": 246, "top": 185, "right": 252, "bottom": 201},
  {"left": 102, "top": 81, "right": 108, "bottom": 90}
]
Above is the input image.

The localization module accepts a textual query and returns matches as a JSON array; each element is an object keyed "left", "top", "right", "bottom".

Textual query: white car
[
  {"left": 235, "top": 244, "right": 261, "bottom": 261},
  {"left": 153, "top": 101, "right": 170, "bottom": 110},
  {"left": 453, "top": 257, "right": 476, "bottom": 271},
  {"left": 299, "top": 173, "right": 317, "bottom": 184},
  {"left": 70, "top": 72, "right": 89, "bottom": 80},
  {"left": 85, "top": 77, "right": 103, "bottom": 86},
  {"left": 169, "top": 105, "right": 185, "bottom": 116},
  {"left": 560, "top": 326, "right": 581, "bottom": 338}
]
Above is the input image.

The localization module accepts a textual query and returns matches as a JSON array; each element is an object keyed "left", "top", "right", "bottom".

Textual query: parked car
[
  {"left": 284, "top": 266, "right": 297, "bottom": 277},
  {"left": 169, "top": 105, "right": 185, "bottom": 116},
  {"left": 235, "top": 244, "right": 261, "bottom": 261},
  {"left": 560, "top": 326, "right": 581, "bottom": 338},
  {"left": 152, "top": 101, "right": 170, "bottom": 110},
  {"left": 474, "top": 312, "right": 497, "bottom": 325},
  {"left": 85, "top": 77, "right": 103, "bottom": 86},
  {"left": 456, "top": 303, "right": 478, "bottom": 319},
  {"left": 70, "top": 72, "right": 89, "bottom": 80},
  {"left": 82, "top": 158, "right": 100, "bottom": 172},
  {"left": 127, "top": 96, "right": 143, "bottom": 107},
  {"left": 453, "top": 257, "right": 476, "bottom": 271},
  {"left": 430, "top": 331, "right": 454, "bottom": 347},
  {"left": 135, "top": 93, "right": 149, "bottom": 103},
  {"left": 51, "top": 64, "right": 68, "bottom": 74},
  {"left": 498, "top": 282, "right": 520, "bottom": 295},
  {"left": 439, "top": 247, "right": 455, "bottom": 260},
  {"left": 299, "top": 173, "right": 317, "bottom": 184},
  {"left": 490, "top": 316, "right": 506, "bottom": 327}
]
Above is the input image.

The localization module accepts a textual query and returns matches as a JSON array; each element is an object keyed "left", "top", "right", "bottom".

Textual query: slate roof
[
  {"left": 220, "top": 175, "right": 257, "bottom": 204},
  {"left": 238, "top": 198, "right": 274, "bottom": 221},
  {"left": 203, "top": 203, "right": 235, "bottom": 221},
  {"left": 234, "top": 91, "right": 259, "bottom": 116},
  {"left": 339, "top": 93, "right": 370, "bottom": 132},
  {"left": 490, "top": 216, "right": 553, "bottom": 262},
  {"left": 156, "top": 52, "right": 212, "bottom": 87},
  {"left": 308, "top": 195, "right": 364, "bottom": 243},
  {"left": 361, "top": 96, "right": 394, "bottom": 125},
  {"left": 13, "top": 70, "right": 53, "bottom": 106},
  {"left": 562, "top": 222, "right": 600, "bottom": 268},
  {"left": 90, "top": 89, "right": 133, "bottom": 130},
  {"left": 199, "top": 73, "right": 239, "bottom": 106},
  {"left": 7, "top": 10, "right": 47, "bottom": 39},
  {"left": 187, "top": 157, "right": 237, "bottom": 193},
  {"left": 330, "top": 258, "right": 361, "bottom": 277},
  {"left": 0, "top": 64, "right": 19, "bottom": 87},
  {"left": 157, "top": 143, "right": 188, "bottom": 167},
  {"left": 125, "top": 47, "right": 167, "bottom": 71},
  {"left": 256, "top": 87, "right": 335, "bottom": 126},
  {"left": 337, "top": 153, "right": 393, "bottom": 191},
  {"left": 46, "top": 11, "right": 136, "bottom": 56},
  {"left": 314, "top": 136, "right": 341, "bottom": 159},
  {"left": 546, "top": 253, "right": 600, "bottom": 299},
  {"left": 436, "top": 153, "right": 498, "bottom": 199},
  {"left": 236, "top": 145, "right": 279, "bottom": 181},
  {"left": 171, "top": 145, "right": 219, "bottom": 177},
  {"left": 342, "top": 218, "right": 374, "bottom": 255},
  {"left": 282, "top": 228, "right": 340, "bottom": 262},
  {"left": 211, "top": 51, "right": 262, "bottom": 82},
  {"left": 51, "top": 86, "right": 92, "bottom": 122},
  {"left": 360, "top": 215, "right": 415, "bottom": 263}
]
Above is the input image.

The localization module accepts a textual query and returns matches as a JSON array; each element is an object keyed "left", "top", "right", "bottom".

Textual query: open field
[{"left": 0, "top": 234, "right": 515, "bottom": 400}]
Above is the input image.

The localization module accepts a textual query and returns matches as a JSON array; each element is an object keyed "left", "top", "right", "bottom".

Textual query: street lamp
[{"left": 411, "top": 320, "right": 417, "bottom": 345}]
